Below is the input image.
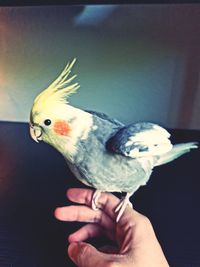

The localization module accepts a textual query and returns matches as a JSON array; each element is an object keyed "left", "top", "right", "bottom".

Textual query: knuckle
[
  {"left": 138, "top": 214, "right": 154, "bottom": 234},
  {"left": 86, "top": 192, "right": 93, "bottom": 206},
  {"left": 140, "top": 215, "right": 151, "bottom": 226},
  {"left": 93, "top": 210, "right": 101, "bottom": 224}
]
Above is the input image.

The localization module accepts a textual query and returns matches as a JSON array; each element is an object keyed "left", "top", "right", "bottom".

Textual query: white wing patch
[{"left": 125, "top": 125, "right": 173, "bottom": 158}]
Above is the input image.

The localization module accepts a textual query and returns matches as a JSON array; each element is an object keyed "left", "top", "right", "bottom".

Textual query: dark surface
[
  {"left": 1, "top": 1, "right": 199, "bottom": 7},
  {"left": 0, "top": 121, "right": 199, "bottom": 267}
]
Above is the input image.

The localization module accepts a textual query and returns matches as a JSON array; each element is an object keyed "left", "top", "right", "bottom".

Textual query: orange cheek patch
[{"left": 53, "top": 120, "right": 71, "bottom": 136}]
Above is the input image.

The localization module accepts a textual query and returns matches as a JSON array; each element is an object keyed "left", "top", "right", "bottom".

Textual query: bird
[{"left": 29, "top": 58, "right": 198, "bottom": 222}]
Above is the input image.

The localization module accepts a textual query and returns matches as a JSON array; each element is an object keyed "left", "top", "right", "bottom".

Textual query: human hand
[{"left": 55, "top": 188, "right": 169, "bottom": 267}]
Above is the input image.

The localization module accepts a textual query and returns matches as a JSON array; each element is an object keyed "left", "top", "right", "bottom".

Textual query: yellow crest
[{"left": 33, "top": 58, "right": 80, "bottom": 112}]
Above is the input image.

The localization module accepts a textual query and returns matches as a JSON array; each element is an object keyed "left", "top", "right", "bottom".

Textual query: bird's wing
[
  {"left": 106, "top": 122, "right": 173, "bottom": 158},
  {"left": 86, "top": 110, "right": 124, "bottom": 127}
]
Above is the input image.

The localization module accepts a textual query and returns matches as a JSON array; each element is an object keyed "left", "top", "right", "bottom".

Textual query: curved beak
[{"left": 29, "top": 124, "right": 42, "bottom": 143}]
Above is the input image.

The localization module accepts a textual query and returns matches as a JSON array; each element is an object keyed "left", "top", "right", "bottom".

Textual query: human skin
[{"left": 54, "top": 188, "right": 169, "bottom": 267}]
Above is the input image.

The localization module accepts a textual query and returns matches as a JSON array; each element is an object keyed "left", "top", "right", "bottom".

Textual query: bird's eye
[{"left": 44, "top": 119, "right": 52, "bottom": 126}]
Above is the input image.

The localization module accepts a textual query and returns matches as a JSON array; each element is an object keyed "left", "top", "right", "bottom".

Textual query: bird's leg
[
  {"left": 115, "top": 192, "right": 133, "bottom": 222},
  {"left": 91, "top": 189, "right": 102, "bottom": 210}
]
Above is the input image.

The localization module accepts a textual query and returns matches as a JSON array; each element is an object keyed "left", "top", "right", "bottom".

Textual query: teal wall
[{"left": 0, "top": 5, "right": 199, "bottom": 128}]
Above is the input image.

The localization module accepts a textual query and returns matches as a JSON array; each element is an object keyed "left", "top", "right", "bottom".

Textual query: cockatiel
[{"left": 30, "top": 59, "right": 198, "bottom": 222}]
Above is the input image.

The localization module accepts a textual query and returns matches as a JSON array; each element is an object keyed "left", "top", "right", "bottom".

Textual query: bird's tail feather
[{"left": 154, "top": 142, "right": 198, "bottom": 167}]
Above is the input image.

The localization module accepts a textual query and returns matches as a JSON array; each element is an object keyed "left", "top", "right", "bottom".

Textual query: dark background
[{"left": 0, "top": 121, "right": 199, "bottom": 267}]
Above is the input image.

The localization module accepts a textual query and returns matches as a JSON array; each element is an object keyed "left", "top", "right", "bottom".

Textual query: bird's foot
[
  {"left": 115, "top": 193, "right": 133, "bottom": 222},
  {"left": 91, "top": 189, "right": 102, "bottom": 210}
]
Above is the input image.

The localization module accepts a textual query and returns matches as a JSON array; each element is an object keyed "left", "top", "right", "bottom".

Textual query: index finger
[{"left": 67, "top": 188, "right": 121, "bottom": 220}]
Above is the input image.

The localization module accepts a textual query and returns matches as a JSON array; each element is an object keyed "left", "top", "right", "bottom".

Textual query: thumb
[{"left": 68, "top": 242, "right": 116, "bottom": 267}]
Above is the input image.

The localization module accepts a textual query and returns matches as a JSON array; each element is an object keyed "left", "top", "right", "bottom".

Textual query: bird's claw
[
  {"left": 115, "top": 194, "right": 133, "bottom": 222},
  {"left": 92, "top": 190, "right": 133, "bottom": 223},
  {"left": 91, "top": 189, "right": 102, "bottom": 210}
]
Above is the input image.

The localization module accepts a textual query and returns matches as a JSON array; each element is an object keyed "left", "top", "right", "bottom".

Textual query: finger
[
  {"left": 69, "top": 223, "right": 115, "bottom": 243},
  {"left": 55, "top": 205, "right": 96, "bottom": 222},
  {"left": 68, "top": 242, "right": 123, "bottom": 267},
  {"left": 54, "top": 205, "right": 115, "bottom": 232},
  {"left": 68, "top": 224, "right": 104, "bottom": 243},
  {"left": 67, "top": 188, "right": 121, "bottom": 220}
]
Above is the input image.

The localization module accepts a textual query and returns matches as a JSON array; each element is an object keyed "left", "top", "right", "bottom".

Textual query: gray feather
[
  {"left": 71, "top": 115, "right": 152, "bottom": 193},
  {"left": 86, "top": 110, "right": 124, "bottom": 127},
  {"left": 106, "top": 122, "right": 172, "bottom": 158},
  {"left": 154, "top": 142, "right": 198, "bottom": 166},
  {"left": 62, "top": 111, "right": 198, "bottom": 195}
]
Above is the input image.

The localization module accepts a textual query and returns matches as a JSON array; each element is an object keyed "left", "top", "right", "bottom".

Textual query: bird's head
[{"left": 29, "top": 59, "right": 92, "bottom": 158}]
